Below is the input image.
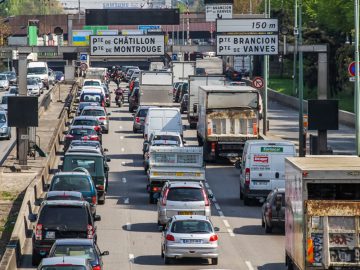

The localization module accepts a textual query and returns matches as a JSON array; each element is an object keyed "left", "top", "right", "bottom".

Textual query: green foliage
[{"left": 1, "top": 0, "right": 63, "bottom": 16}]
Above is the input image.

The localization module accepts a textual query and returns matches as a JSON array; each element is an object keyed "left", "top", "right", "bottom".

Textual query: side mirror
[
  {"left": 208, "top": 193, "right": 214, "bottom": 199},
  {"left": 62, "top": 131, "right": 67, "bottom": 135},
  {"left": 28, "top": 213, "right": 38, "bottom": 222},
  {"left": 104, "top": 148, "right": 109, "bottom": 152},
  {"left": 60, "top": 157, "right": 64, "bottom": 161},
  {"left": 106, "top": 157, "right": 111, "bottom": 162},
  {"left": 48, "top": 72, "right": 51, "bottom": 76},
  {"left": 65, "top": 122, "right": 70, "bottom": 127},
  {"left": 107, "top": 113, "right": 111, "bottom": 116},
  {"left": 101, "top": 251, "right": 109, "bottom": 256},
  {"left": 235, "top": 160, "right": 241, "bottom": 169},
  {"left": 58, "top": 165, "right": 63, "bottom": 170},
  {"left": 94, "top": 215, "right": 101, "bottom": 222},
  {"left": 214, "top": 227, "right": 220, "bottom": 232}
]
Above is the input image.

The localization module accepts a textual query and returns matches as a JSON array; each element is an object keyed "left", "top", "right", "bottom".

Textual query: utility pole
[
  {"left": 293, "top": 0, "right": 298, "bottom": 96},
  {"left": 186, "top": 0, "right": 190, "bottom": 45},
  {"left": 355, "top": 0, "right": 360, "bottom": 156},
  {"left": 298, "top": 0, "right": 305, "bottom": 157},
  {"left": 78, "top": 0, "right": 81, "bottom": 23},
  {"left": 263, "top": 0, "right": 270, "bottom": 135}
]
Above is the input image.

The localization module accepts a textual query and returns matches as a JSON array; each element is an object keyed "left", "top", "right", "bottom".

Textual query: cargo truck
[
  {"left": 139, "top": 71, "right": 174, "bottom": 106},
  {"left": 171, "top": 61, "right": 196, "bottom": 83},
  {"left": 195, "top": 57, "right": 223, "bottom": 75},
  {"left": 285, "top": 156, "right": 360, "bottom": 270},
  {"left": 147, "top": 146, "right": 205, "bottom": 203},
  {"left": 187, "top": 75, "right": 225, "bottom": 129},
  {"left": 197, "top": 85, "right": 262, "bottom": 162}
]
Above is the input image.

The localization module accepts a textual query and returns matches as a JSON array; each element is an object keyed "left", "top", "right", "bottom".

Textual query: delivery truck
[
  {"left": 197, "top": 85, "right": 262, "bottom": 162},
  {"left": 147, "top": 146, "right": 205, "bottom": 203},
  {"left": 285, "top": 156, "right": 360, "bottom": 270},
  {"left": 171, "top": 61, "right": 196, "bottom": 83},
  {"left": 195, "top": 57, "right": 223, "bottom": 75},
  {"left": 139, "top": 71, "right": 173, "bottom": 106},
  {"left": 187, "top": 75, "right": 225, "bottom": 129}
]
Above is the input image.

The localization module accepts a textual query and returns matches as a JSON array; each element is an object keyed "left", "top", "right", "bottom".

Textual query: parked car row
[{"left": 30, "top": 72, "right": 112, "bottom": 269}]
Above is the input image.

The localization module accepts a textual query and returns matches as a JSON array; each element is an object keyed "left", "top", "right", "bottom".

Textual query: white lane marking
[
  {"left": 227, "top": 228, "right": 235, "bottom": 237},
  {"left": 124, "top": 198, "right": 129, "bottom": 204},
  {"left": 129, "top": 253, "right": 134, "bottom": 263},
  {"left": 121, "top": 148, "right": 125, "bottom": 152},
  {"left": 121, "top": 162, "right": 126, "bottom": 166},
  {"left": 126, "top": 222, "right": 131, "bottom": 230},
  {"left": 208, "top": 189, "right": 213, "bottom": 195},
  {"left": 122, "top": 177, "right": 127, "bottom": 183},
  {"left": 245, "top": 261, "right": 255, "bottom": 270},
  {"left": 204, "top": 182, "right": 210, "bottom": 188},
  {"left": 223, "top": 219, "right": 230, "bottom": 228},
  {"left": 212, "top": 197, "right": 217, "bottom": 202},
  {"left": 214, "top": 203, "right": 221, "bottom": 210},
  {"left": 119, "top": 126, "right": 123, "bottom": 129},
  {"left": 218, "top": 211, "right": 224, "bottom": 218},
  {"left": 120, "top": 136, "right": 124, "bottom": 140}
]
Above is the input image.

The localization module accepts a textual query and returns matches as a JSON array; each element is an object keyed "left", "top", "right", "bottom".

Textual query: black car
[
  {"left": 29, "top": 200, "right": 100, "bottom": 265},
  {"left": 49, "top": 239, "right": 109, "bottom": 270},
  {"left": 129, "top": 87, "right": 140, "bottom": 112},
  {"left": 64, "top": 126, "right": 101, "bottom": 152},
  {"left": 180, "top": 93, "right": 189, "bottom": 114},
  {"left": 175, "top": 82, "right": 188, "bottom": 103},
  {"left": 261, "top": 188, "right": 285, "bottom": 233}
]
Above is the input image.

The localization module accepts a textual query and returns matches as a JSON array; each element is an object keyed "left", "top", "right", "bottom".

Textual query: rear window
[
  {"left": 171, "top": 220, "right": 212, "bottom": 234},
  {"left": 46, "top": 195, "right": 81, "bottom": 201},
  {"left": 41, "top": 266, "right": 86, "bottom": 270},
  {"left": 67, "top": 159, "right": 96, "bottom": 173},
  {"left": 69, "top": 129, "right": 96, "bottom": 136},
  {"left": 73, "top": 120, "right": 98, "bottom": 126},
  {"left": 51, "top": 176, "right": 92, "bottom": 192},
  {"left": 39, "top": 206, "right": 89, "bottom": 229},
  {"left": 153, "top": 135, "right": 180, "bottom": 142},
  {"left": 52, "top": 245, "right": 96, "bottom": 260},
  {"left": 82, "top": 110, "right": 105, "bottom": 117},
  {"left": 80, "top": 94, "right": 103, "bottom": 103},
  {"left": 167, "top": 187, "right": 203, "bottom": 202},
  {"left": 137, "top": 109, "right": 148, "bottom": 117},
  {"left": 84, "top": 81, "right": 100, "bottom": 86},
  {"left": 70, "top": 141, "right": 100, "bottom": 148}
]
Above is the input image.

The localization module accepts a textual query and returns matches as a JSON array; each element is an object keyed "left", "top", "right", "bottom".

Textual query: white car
[
  {"left": 0, "top": 74, "right": 10, "bottom": 91},
  {"left": 27, "top": 75, "right": 44, "bottom": 93},
  {"left": 27, "top": 78, "right": 41, "bottom": 96}
]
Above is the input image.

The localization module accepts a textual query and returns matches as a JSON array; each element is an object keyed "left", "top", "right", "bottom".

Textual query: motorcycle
[{"left": 115, "top": 88, "right": 124, "bottom": 107}]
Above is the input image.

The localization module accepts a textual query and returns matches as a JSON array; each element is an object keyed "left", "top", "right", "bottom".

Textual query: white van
[
  {"left": 144, "top": 108, "right": 183, "bottom": 141},
  {"left": 27, "top": 62, "right": 49, "bottom": 89},
  {"left": 239, "top": 140, "right": 296, "bottom": 205}
]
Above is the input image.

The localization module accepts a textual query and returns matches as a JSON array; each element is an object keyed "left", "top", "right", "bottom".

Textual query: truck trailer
[{"left": 285, "top": 156, "right": 360, "bottom": 270}]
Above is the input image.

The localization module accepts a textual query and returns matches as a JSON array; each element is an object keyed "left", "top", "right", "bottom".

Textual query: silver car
[
  {"left": 0, "top": 110, "right": 11, "bottom": 140},
  {"left": 161, "top": 215, "right": 219, "bottom": 265},
  {"left": 0, "top": 74, "right": 9, "bottom": 91},
  {"left": 157, "top": 181, "right": 211, "bottom": 226},
  {"left": 80, "top": 105, "right": 110, "bottom": 133}
]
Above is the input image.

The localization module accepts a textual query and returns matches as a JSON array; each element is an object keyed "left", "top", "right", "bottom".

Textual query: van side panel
[{"left": 145, "top": 109, "right": 182, "bottom": 138}]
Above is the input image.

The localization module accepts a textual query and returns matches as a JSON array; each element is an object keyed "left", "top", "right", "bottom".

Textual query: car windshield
[
  {"left": 84, "top": 81, "right": 100, "bottom": 86},
  {"left": 73, "top": 120, "right": 98, "bottom": 126},
  {"left": 41, "top": 266, "right": 86, "bottom": 270},
  {"left": 39, "top": 206, "right": 88, "bottom": 229},
  {"left": 9, "top": 87, "right": 18, "bottom": 94},
  {"left": 153, "top": 135, "right": 180, "bottom": 143},
  {"left": 27, "top": 79, "right": 37, "bottom": 85},
  {"left": 69, "top": 128, "right": 96, "bottom": 136},
  {"left": 0, "top": 75, "right": 6, "bottom": 80},
  {"left": 27, "top": 67, "right": 46, "bottom": 74},
  {"left": 167, "top": 187, "right": 203, "bottom": 202},
  {"left": 0, "top": 114, "right": 6, "bottom": 123},
  {"left": 171, "top": 220, "right": 213, "bottom": 234},
  {"left": 137, "top": 109, "right": 148, "bottom": 118},
  {"left": 1, "top": 96, "right": 8, "bottom": 105},
  {"left": 52, "top": 245, "right": 96, "bottom": 260},
  {"left": 80, "top": 94, "right": 103, "bottom": 103},
  {"left": 82, "top": 110, "right": 105, "bottom": 117},
  {"left": 51, "top": 175, "right": 92, "bottom": 192},
  {"left": 68, "top": 158, "right": 97, "bottom": 173}
]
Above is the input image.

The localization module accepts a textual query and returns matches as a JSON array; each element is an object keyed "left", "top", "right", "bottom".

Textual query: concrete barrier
[{"left": 0, "top": 82, "right": 78, "bottom": 270}]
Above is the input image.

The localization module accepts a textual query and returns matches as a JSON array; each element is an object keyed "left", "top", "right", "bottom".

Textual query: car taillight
[
  {"left": 202, "top": 189, "right": 210, "bottom": 206},
  {"left": 245, "top": 168, "right": 250, "bottom": 185},
  {"left": 211, "top": 142, "right": 216, "bottom": 153},
  {"left": 65, "top": 134, "right": 74, "bottom": 139},
  {"left": 92, "top": 196, "right": 97, "bottom": 204},
  {"left": 207, "top": 120, "right": 212, "bottom": 135},
  {"left": 152, "top": 186, "right": 161, "bottom": 192},
  {"left": 35, "top": 224, "right": 42, "bottom": 240},
  {"left": 96, "top": 185, "right": 104, "bottom": 190},
  {"left": 99, "top": 117, "right": 106, "bottom": 121},
  {"left": 166, "top": 234, "right": 175, "bottom": 241},
  {"left": 101, "top": 101, "right": 105, "bottom": 107},
  {"left": 162, "top": 188, "right": 169, "bottom": 206},
  {"left": 92, "top": 265, "right": 101, "bottom": 270},
  {"left": 266, "top": 206, "right": 272, "bottom": 220},
  {"left": 209, "top": 234, "right": 218, "bottom": 242},
  {"left": 253, "top": 122, "right": 258, "bottom": 135},
  {"left": 89, "top": 135, "right": 99, "bottom": 141},
  {"left": 135, "top": 117, "right": 140, "bottom": 123},
  {"left": 94, "top": 126, "right": 101, "bottom": 132},
  {"left": 87, "top": 224, "right": 94, "bottom": 239}
]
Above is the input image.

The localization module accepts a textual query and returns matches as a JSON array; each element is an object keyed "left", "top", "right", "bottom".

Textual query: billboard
[{"left": 90, "top": 35, "right": 165, "bottom": 56}]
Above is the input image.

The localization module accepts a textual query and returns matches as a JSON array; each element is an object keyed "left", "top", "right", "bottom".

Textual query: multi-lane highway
[{"left": 15, "top": 81, "right": 358, "bottom": 270}]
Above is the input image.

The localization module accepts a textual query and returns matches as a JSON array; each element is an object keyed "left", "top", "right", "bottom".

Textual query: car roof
[
  {"left": 54, "top": 171, "right": 88, "bottom": 177},
  {"left": 42, "top": 200, "right": 89, "bottom": 206},
  {"left": 246, "top": 140, "right": 295, "bottom": 147},
  {"left": 46, "top": 191, "right": 83, "bottom": 198},
  {"left": 167, "top": 181, "right": 202, "bottom": 188},
  {"left": 73, "top": 116, "right": 98, "bottom": 121},
  {"left": 82, "top": 106, "right": 105, "bottom": 110},
  {"left": 153, "top": 131, "right": 181, "bottom": 136},
  {"left": 64, "top": 152, "right": 103, "bottom": 157},
  {"left": 67, "top": 146, "right": 102, "bottom": 154},
  {"left": 172, "top": 215, "right": 210, "bottom": 221},
  {"left": 54, "top": 238, "right": 94, "bottom": 245},
  {"left": 70, "top": 140, "right": 101, "bottom": 146},
  {"left": 41, "top": 256, "right": 88, "bottom": 266},
  {"left": 69, "top": 125, "right": 96, "bottom": 130}
]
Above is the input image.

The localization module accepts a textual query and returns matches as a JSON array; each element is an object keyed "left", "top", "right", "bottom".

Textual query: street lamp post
[
  {"left": 355, "top": 0, "right": 360, "bottom": 156},
  {"left": 298, "top": 0, "right": 305, "bottom": 157}
]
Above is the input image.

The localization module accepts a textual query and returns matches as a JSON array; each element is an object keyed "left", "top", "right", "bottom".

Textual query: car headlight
[{"left": 0, "top": 127, "right": 8, "bottom": 132}]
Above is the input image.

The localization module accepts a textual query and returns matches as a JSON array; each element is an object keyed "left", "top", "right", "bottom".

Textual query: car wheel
[
  {"left": 243, "top": 194, "right": 250, "bottom": 206},
  {"left": 189, "top": 122, "right": 197, "bottom": 129},
  {"left": 32, "top": 249, "right": 42, "bottom": 266},
  {"left": 164, "top": 256, "right": 172, "bottom": 265},
  {"left": 239, "top": 187, "right": 243, "bottom": 200},
  {"left": 261, "top": 216, "right": 265, "bottom": 227},
  {"left": 265, "top": 220, "right": 272, "bottom": 233},
  {"left": 211, "top": 258, "right": 218, "bottom": 265}
]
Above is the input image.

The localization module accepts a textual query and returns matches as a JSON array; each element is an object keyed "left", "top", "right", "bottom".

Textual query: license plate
[
  {"left": 182, "top": 239, "right": 202, "bottom": 244},
  {"left": 45, "top": 231, "right": 55, "bottom": 239},
  {"left": 178, "top": 211, "right": 193, "bottom": 215},
  {"left": 176, "top": 172, "right": 184, "bottom": 176},
  {"left": 253, "top": 181, "right": 269, "bottom": 185}
]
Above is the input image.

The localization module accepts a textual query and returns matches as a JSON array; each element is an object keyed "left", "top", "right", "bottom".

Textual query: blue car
[
  {"left": 48, "top": 239, "right": 109, "bottom": 270},
  {"left": 48, "top": 171, "right": 97, "bottom": 215}
]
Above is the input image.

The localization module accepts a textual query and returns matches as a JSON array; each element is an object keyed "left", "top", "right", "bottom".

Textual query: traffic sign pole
[{"left": 355, "top": 0, "right": 360, "bottom": 156}]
